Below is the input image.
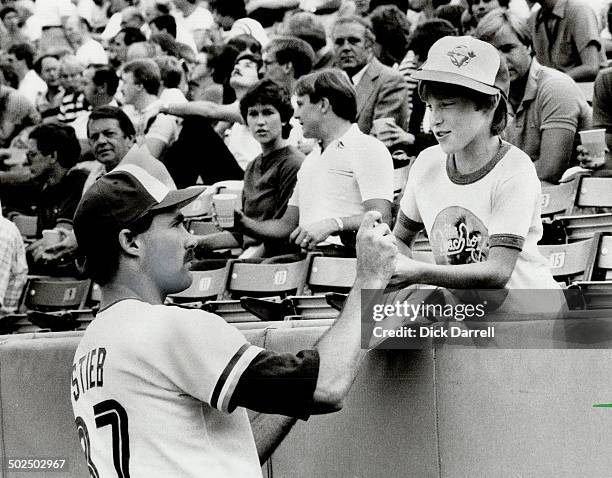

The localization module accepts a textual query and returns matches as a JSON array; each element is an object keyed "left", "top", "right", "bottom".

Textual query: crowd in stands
[{"left": 0, "top": 0, "right": 611, "bottom": 314}]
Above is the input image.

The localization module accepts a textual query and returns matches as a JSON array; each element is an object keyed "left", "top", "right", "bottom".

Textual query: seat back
[
  {"left": 306, "top": 255, "right": 356, "bottom": 292},
  {"left": 540, "top": 180, "right": 578, "bottom": 217},
  {"left": 168, "top": 266, "right": 229, "bottom": 301},
  {"left": 181, "top": 187, "right": 215, "bottom": 218},
  {"left": 574, "top": 176, "right": 612, "bottom": 209},
  {"left": 22, "top": 277, "right": 91, "bottom": 311},
  {"left": 538, "top": 236, "right": 598, "bottom": 285},
  {"left": 226, "top": 256, "right": 310, "bottom": 298}
]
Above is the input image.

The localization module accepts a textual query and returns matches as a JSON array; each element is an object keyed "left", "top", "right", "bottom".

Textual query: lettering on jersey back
[{"left": 71, "top": 347, "right": 107, "bottom": 401}]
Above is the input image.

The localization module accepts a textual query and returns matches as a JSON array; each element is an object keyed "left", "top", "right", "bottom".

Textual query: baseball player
[{"left": 70, "top": 163, "right": 397, "bottom": 477}]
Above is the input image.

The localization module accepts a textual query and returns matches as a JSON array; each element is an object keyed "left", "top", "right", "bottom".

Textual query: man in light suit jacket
[{"left": 332, "top": 15, "right": 412, "bottom": 150}]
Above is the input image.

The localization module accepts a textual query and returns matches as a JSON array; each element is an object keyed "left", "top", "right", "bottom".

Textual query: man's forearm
[{"left": 240, "top": 215, "right": 295, "bottom": 240}]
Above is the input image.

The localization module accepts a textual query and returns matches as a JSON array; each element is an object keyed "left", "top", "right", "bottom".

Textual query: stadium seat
[
  {"left": 538, "top": 235, "right": 599, "bottom": 286},
  {"left": 181, "top": 187, "right": 215, "bottom": 219},
  {"left": 167, "top": 265, "right": 230, "bottom": 302},
  {"left": 540, "top": 179, "right": 578, "bottom": 218},
  {"left": 205, "top": 256, "right": 311, "bottom": 322}
]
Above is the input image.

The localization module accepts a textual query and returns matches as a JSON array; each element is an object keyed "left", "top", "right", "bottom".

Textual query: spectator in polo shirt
[
  {"left": 64, "top": 15, "right": 108, "bottom": 67},
  {"left": 528, "top": 0, "right": 605, "bottom": 81},
  {"left": 6, "top": 42, "right": 46, "bottom": 106},
  {"left": 237, "top": 69, "right": 393, "bottom": 256},
  {"left": 24, "top": 123, "right": 88, "bottom": 274},
  {"left": 477, "top": 8, "right": 591, "bottom": 184}
]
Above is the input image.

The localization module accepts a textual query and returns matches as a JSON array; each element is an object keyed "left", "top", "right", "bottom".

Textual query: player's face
[
  {"left": 88, "top": 118, "right": 135, "bottom": 168},
  {"left": 246, "top": 103, "right": 284, "bottom": 147},
  {"left": 294, "top": 94, "right": 322, "bottom": 140},
  {"left": 487, "top": 26, "right": 531, "bottom": 83},
  {"left": 426, "top": 93, "right": 493, "bottom": 154},
  {"left": 139, "top": 208, "right": 198, "bottom": 296}
]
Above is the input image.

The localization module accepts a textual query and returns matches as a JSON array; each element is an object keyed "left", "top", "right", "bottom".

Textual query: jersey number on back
[{"left": 76, "top": 399, "right": 131, "bottom": 478}]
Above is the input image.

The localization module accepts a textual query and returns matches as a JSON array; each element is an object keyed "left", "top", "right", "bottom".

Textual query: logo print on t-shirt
[
  {"left": 431, "top": 207, "right": 489, "bottom": 265},
  {"left": 447, "top": 45, "right": 476, "bottom": 68}
]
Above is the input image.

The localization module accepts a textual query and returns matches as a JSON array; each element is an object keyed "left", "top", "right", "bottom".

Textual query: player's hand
[
  {"left": 355, "top": 211, "right": 397, "bottom": 282},
  {"left": 290, "top": 219, "right": 337, "bottom": 250},
  {"left": 42, "top": 230, "right": 78, "bottom": 261},
  {"left": 577, "top": 144, "right": 608, "bottom": 170}
]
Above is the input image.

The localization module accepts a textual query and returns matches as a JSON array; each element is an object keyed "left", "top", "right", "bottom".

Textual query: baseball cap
[
  {"left": 412, "top": 36, "right": 509, "bottom": 98},
  {"left": 74, "top": 163, "right": 204, "bottom": 253}
]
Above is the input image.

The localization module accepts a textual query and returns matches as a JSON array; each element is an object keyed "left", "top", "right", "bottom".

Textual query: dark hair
[
  {"left": 8, "top": 42, "right": 35, "bottom": 69},
  {"left": 117, "top": 27, "right": 146, "bottom": 46},
  {"left": 432, "top": 0, "right": 451, "bottom": 7},
  {"left": 154, "top": 55, "right": 182, "bottom": 88},
  {"left": 433, "top": 4, "right": 466, "bottom": 34},
  {"left": 82, "top": 212, "right": 154, "bottom": 285},
  {"left": 419, "top": 82, "right": 507, "bottom": 135},
  {"left": 240, "top": 79, "right": 294, "bottom": 139},
  {"left": 407, "top": 19, "right": 457, "bottom": 61},
  {"left": 0, "top": 6, "right": 18, "bottom": 21},
  {"left": 150, "top": 14, "right": 176, "bottom": 38},
  {"left": 283, "top": 12, "right": 327, "bottom": 52},
  {"left": 91, "top": 66, "right": 119, "bottom": 95},
  {"left": 87, "top": 106, "right": 136, "bottom": 138},
  {"left": 265, "top": 36, "right": 315, "bottom": 79},
  {"left": 369, "top": 5, "right": 411, "bottom": 66},
  {"left": 209, "top": 0, "right": 246, "bottom": 20},
  {"left": 369, "top": 0, "right": 408, "bottom": 12},
  {"left": 29, "top": 122, "right": 81, "bottom": 168},
  {"left": 33, "top": 54, "right": 59, "bottom": 75},
  {"left": 123, "top": 59, "right": 161, "bottom": 95},
  {"left": 466, "top": 0, "right": 509, "bottom": 7},
  {"left": 0, "top": 63, "right": 19, "bottom": 88},
  {"left": 294, "top": 69, "right": 357, "bottom": 122},
  {"left": 227, "top": 34, "right": 262, "bottom": 55},
  {"left": 149, "top": 32, "right": 181, "bottom": 57}
]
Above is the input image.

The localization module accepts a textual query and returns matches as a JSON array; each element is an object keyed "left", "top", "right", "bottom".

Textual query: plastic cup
[
  {"left": 579, "top": 129, "right": 607, "bottom": 156},
  {"left": 213, "top": 193, "right": 238, "bottom": 228},
  {"left": 42, "top": 229, "right": 62, "bottom": 247}
]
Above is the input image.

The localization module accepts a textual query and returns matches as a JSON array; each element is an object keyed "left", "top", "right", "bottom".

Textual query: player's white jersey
[{"left": 70, "top": 299, "right": 264, "bottom": 477}]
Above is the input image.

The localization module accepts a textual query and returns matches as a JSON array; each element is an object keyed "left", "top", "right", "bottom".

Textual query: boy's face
[
  {"left": 426, "top": 93, "right": 494, "bottom": 154},
  {"left": 245, "top": 103, "right": 284, "bottom": 146}
]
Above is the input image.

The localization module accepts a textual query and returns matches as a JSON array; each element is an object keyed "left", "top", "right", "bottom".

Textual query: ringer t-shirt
[{"left": 399, "top": 141, "right": 560, "bottom": 294}]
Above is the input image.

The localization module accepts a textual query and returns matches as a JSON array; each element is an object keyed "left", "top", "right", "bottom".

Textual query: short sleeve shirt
[
  {"left": 399, "top": 142, "right": 561, "bottom": 295},
  {"left": 529, "top": 0, "right": 605, "bottom": 72},
  {"left": 71, "top": 300, "right": 265, "bottom": 477},
  {"left": 503, "top": 58, "right": 592, "bottom": 162},
  {"left": 288, "top": 124, "right": 394, "bottom": 228},
  {"left": 593, "top": 67, "right": 612, "bottom": 133}
]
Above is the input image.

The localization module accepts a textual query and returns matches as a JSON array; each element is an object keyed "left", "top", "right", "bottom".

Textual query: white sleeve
[
  {"left": 161, "top": 309, "right": 263, "bottom": 413},
  {"left": 352, "top": 138, "right": 394, "bottom": 202}
]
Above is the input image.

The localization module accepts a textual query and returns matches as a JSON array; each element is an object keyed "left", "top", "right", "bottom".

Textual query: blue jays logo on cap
[{"left": 447, "top": 45, "right": 476, "bottom": 68}]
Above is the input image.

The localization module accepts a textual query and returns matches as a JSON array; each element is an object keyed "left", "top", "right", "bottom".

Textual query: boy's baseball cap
[
  {"left": 412, "top": 36, "right": 510, "bottom": 98},
  {"left": 74, "top": 163, "right": 204, "bottom": 253}
]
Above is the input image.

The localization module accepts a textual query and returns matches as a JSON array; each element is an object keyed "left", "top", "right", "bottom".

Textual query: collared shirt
[
  {"left": 529, "top": 0, "right": 605, "bottom": 72},
  {"left": 18, "top": 69, "right": 47, "bottom": 106},
  {"left": 504, "top": 58, "right": 592, "bottom": 163},
  {"left": 351, "top": 64, "right": 368, "bottom": 86},
  {"left": 0, "top": 216, "right": 28, "bottom": 314},
  {"left": 75, "top": 38, "right": 108, "bottom": 66},
  {"left": 57, "top": 92, "right": 87, "bottom": 123},
  {"left": 288, "top": 123, "right": 393, "bottom": 244},
  {"left": 123, "top": 100, "right": 180, "bottom": 147}
]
